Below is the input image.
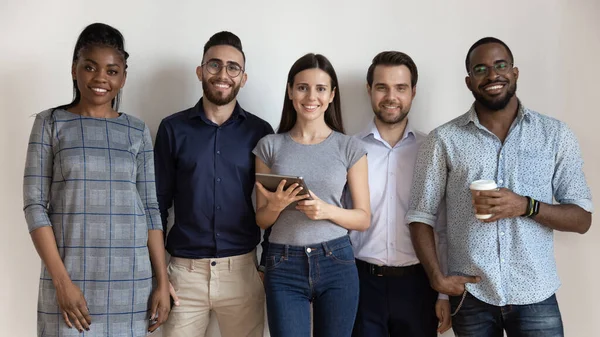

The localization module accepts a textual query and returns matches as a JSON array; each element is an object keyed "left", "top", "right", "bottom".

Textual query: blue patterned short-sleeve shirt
[{"left": 406, "top": 101, "right": 593, "bottom": 306}]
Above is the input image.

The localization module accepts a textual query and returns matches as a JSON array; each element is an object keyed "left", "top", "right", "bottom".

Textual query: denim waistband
[{"left": 268, "top": 235, "right": 352, "bottom": 257}]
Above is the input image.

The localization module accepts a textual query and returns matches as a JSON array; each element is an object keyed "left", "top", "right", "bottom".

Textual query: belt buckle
[{"left": 370, "top": 264, "right": 383, "bottom": 277}]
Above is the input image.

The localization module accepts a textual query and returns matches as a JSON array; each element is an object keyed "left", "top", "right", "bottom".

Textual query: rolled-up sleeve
[
  {"left": 552, "top": 124, "right": 593, "bottom": 213},
  {"left": 406, "top": 130, "right": 447, "bottom": 227}
]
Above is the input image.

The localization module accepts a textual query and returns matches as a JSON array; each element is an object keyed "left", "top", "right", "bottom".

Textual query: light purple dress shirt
[{"left": 349, "top": 119, "right": 448, "bottom": 299}]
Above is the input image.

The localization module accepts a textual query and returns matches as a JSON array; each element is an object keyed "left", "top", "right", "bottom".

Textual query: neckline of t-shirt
[
  {"left": 285, "top": 131, "right": 335, "bottom": 146},
  {"left": 57, "top": 108, "right": 125, "bottom": 120}
]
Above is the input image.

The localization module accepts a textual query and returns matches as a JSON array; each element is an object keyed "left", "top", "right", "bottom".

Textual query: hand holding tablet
[
  {"left": 255, "top": 173, "right": 312, "bottom": 211},
  {"left": 255, "top": 173, "right": 312, "bottom": 197}
]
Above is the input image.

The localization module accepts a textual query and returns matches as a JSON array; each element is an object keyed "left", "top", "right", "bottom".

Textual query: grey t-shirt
[{"left": 253, "top": 131, "right": 367, "bottom": 245}]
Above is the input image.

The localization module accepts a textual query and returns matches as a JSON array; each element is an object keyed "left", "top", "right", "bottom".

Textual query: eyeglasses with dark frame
[
  {"left": 201, "top": 60, "right": 244, "bottom": 78},
  {"left": 470, "top": 61, "right": 514, "bottom": 78}
]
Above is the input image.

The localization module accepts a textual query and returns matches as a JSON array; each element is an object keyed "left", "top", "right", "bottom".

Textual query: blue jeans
[
  {"left": 265, "top": 235, "right": 359, "bottom": 337},
  {"left": 450, "top": 292, "right": 564, "bottom": 337}
]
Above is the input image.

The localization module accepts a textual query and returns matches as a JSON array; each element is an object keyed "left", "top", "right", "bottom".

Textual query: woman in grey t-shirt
[{"left": 253, "top": 53, "right": 370, "bottom": 337}]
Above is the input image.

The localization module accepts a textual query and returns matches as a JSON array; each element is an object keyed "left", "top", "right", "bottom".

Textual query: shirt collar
[
  {"left": 359, "top": 117, "right": 416, "bottom": 146},
  {"left": 458, "top": 98, "right": 531, "bottom": 127},
  {"left": 189, "top": 97, "right": 247, "bottom": 124}
]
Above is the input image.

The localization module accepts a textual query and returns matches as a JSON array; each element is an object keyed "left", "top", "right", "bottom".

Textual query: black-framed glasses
[
  {"left": 470, "top": 61, "right": 513, "bottom": 78},
  {"left": 201, "top": 60, "right": 244, "bottom": 78}
]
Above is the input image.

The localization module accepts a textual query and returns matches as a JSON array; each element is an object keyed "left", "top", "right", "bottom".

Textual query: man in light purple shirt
[{"left": 349, "top": 51, "right": 450, "bottom": 337}]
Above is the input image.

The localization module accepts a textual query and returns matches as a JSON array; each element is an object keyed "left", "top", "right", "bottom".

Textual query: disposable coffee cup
[{"left": 469, "top": 180, "right": 498, "bottom": 220}]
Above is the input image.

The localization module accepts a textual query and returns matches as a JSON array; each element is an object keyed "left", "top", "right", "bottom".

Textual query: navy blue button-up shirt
[{"left": 154, "top": 98, "right": 274, "bottom": 260}]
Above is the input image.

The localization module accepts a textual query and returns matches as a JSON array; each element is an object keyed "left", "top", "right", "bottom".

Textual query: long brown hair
[{"left": 277, "top": 53, "right": 345, "bottom": 134}]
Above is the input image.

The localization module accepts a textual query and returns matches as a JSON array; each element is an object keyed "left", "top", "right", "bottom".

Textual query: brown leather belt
[{"left": 356, "top": 259, "right": 422, "bottom": 277}]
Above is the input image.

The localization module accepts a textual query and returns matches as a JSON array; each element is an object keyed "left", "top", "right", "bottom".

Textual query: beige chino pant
[{"left": 162, "top": 250, "right": 265, "bottom": 337}]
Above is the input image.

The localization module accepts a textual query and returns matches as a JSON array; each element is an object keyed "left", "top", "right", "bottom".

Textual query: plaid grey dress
[{"left": 23, "top": 109, "right": 162, "bottom": 337}]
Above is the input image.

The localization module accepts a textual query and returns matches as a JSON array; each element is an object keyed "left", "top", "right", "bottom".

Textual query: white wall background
[{"left": 1, "top": 0, "right": 598, "bottom": 336}]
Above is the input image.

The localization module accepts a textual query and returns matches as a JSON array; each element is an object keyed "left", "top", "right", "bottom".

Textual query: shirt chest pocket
[{"left": 517, "top": 150, "right": 554, "bottom": 187}]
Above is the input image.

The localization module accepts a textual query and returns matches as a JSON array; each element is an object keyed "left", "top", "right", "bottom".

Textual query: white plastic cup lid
[{"left": 469, "top": 179, "right": 498, "bottom": 191}]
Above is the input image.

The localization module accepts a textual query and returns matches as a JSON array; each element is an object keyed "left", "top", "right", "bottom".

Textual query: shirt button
[
  {"left": 499, "top": 154, "right": 503, "bottom": 159},
  {"left": 500, "top": 232, "right": 505, "bottom": 236},
  {"left": 216, "top": 206, "right": 221, "bottom": 210},
  {"left": 211, "top": 261, "right": 217, "bottom": 266},
  {"left": 216, "top": 178, "right": 221, "bottom": 182},
  {"left": 216, "top": 233, "right": 220, "bottom": 237},
  {"left": 501, "top": 259, "right": 505, "bottom": 263},
  {"left": 499, "top": 179, "right": 504, "bottom": 184},
  {"left": 217, "top": 150, "right": 221, "bottom": 155},
  {"left": 306, "top": 248, "right": 312, "bottom": 253}
]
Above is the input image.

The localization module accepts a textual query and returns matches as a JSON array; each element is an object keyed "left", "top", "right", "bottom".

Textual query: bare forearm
[
  {"left": 148, "top": 230, "right": 168, "bottom": 287},
  {"left": 328, "top": 206, "right": 370, "bottom": 231},
  {"left": 256, "top": 204, "right": 283, "bottom": 229},
  {"left": 535, "top": 203, "right": 591, "bottom": 234},
  {"left": 30, "top": 226, "right": 71, "bottom": 286},
  {"left": 409, "top": 222, "right": 443, "bottom": 281}
]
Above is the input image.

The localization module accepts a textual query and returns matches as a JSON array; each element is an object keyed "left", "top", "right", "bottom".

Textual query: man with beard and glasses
[
  {"left": 407, "top": 37, "right": 593, "bottom": 337},
  {"left": 350, "top": 51, "right": 451, "bottom": 337},
  {"left": 154, "top": 31, "right": 273, "bottom": 337}
]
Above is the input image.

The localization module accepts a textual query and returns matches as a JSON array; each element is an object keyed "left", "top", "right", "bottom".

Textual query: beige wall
[
  {"left": 1, "top": 0, "right": 598, "bottom": 336},
  {"left": 554, "top": 0, "right": 600, "bottom": 331}
]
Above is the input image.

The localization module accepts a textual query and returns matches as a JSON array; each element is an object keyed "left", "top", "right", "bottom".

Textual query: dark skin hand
[
  {"left": 474, "top": 188, "right": 591, "bottom": 233},
  {"left": 473, "top": 188, "right": 526, "bottom": 222},
  {"left": 409, "top": 222, "right": 481, "bottom": 297}
]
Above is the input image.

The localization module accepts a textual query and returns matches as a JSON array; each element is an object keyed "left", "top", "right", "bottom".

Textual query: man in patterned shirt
[{"left": 407, "top": 37, "right": 593, "bottom": 336}]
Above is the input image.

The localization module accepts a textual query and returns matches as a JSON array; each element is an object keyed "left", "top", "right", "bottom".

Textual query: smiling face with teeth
[
  {"left": 368, "top": 65, "right": 416, "bottom": 125},
  {"left": 71, "top": 46, "right": 127, "bottom": 110},
  {"left": 287, "top": 68, "right": 336, "bottom": 123},
  {"left": 466, "top": 43, "right": 519, "bottom": 111},
  {"left": 197, "top": 45, "right": 247, "bottom": 106}
]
